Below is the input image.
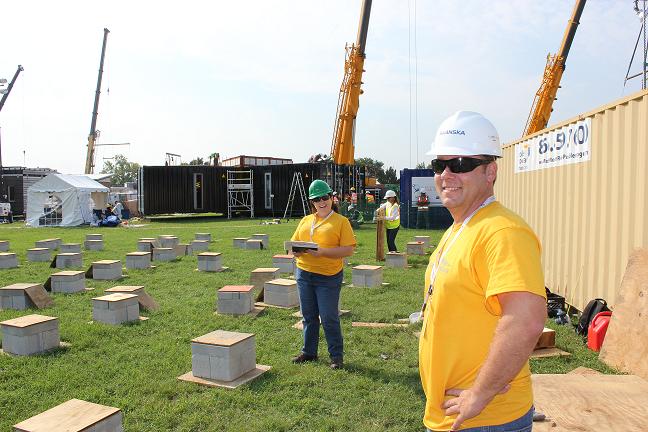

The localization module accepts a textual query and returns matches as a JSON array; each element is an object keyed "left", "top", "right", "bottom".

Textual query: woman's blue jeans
[{"left": 295, "top": 268, "right": 344, "bottom": 361}]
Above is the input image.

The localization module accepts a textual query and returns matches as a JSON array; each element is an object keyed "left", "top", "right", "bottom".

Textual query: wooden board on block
[
  {"left": 531, "top": 374, "right": 648, "bottom": 432},
  {"left": 600, "top": 248, "right": 648, "bottom": 381},
  {"left": 568, "top": 367, "right": 602, "bottom": 375},
  {"left": 534, "top": 327, "right": 556, "bottom": 349},
  {"left": 13, "top": 398, "right": 121, "bottom": 432},
  {"left": 292, "top": 310, "right": 350, "bottom": 318},
  {"left": 177, "top": 365, "right": 271, "bottom": 389},
  {"left": 43, "top": 277, "right": 52, "bottom": 292},
  {"left": 24, "top": 285, "right": 54, "bottom": 309},
  {"left": 214, "top": 306, "right": 265, "bottom": 318},
  {"left": 351, "top": 322, "right": 408, "bottom": 328},
  {"left": 530, "top": 347, "right": 571, "bottom": 359},
  {"left": 254, "top": 301, "right": 296, "bottom": 310},
  {"left": 105, "top": 286, "right": 159, "bottom": 311}
]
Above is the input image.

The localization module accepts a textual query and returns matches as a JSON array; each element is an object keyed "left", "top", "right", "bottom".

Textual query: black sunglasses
[
  {"left": 311, "top": 195, "right": 331, "bottom": 203},
  {"left": 431, "top": 157, "right": 494, "bottom": 174}
]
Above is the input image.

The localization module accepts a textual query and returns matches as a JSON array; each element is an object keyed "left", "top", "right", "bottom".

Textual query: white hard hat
[
  {"left": 427, "top": 111, "right": 501, "bottom": 158},
  {"left": 384, "top": 190, "right": 396, "bottom": 199},
  {"left": 420, "top": 188, "right": 426, "bottom": 193}
]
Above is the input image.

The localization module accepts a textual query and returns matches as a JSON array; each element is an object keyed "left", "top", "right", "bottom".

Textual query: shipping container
[
  {"left": 496, "top": 89, "right": 648, "bottom": 311},
  {"left": 0, "top": 167, "right": 56, "bottom": 217},
  {"left": 138, "top": 163, "right": 366, "bottom": 218}
]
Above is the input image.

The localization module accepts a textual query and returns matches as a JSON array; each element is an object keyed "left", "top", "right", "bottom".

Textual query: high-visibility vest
[{"left": 385, "top": 203, "right": 400, "bottom": 229}]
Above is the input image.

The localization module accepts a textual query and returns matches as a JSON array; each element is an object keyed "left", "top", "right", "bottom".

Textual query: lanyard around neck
[
  {"left": 310, "top": 210, "right": 334, "bottom": 241},
  {"left": 420, "top": 196, "right": 496, "bottom": 317}
]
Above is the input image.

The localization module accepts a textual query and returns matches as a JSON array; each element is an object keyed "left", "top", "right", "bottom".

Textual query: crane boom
[
  {"left": 0, "top": 65, "right": 24, "bottom": 113},
  {"left": 522, "top": 0, "right": 586, "bottom": 137},
  {"left": 85, "top": 28, "right": 110, "bottom": 174},
  {"left": 330, "top": 0, "right": 372, "bottom": 165}
]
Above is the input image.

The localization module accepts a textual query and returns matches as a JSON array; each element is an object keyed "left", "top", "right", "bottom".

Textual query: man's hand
[
  {"left": 305, "top": 248, "right": 323, "bottom": 257},
  {"left": 442, "top": 385, "right": 510, "bottom": 430}
]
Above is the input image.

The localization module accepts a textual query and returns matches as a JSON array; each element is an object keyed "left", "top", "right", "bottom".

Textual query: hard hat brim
[{"left": 426, "top": 143, "right": 502, "bottom": 158}]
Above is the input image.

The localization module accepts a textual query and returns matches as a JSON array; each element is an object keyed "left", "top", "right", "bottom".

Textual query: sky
[{"left": 0, "top": 0, "right": 645, "bottom": 175}]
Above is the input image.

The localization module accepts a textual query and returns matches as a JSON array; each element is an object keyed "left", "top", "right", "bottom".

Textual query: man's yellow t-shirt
[
  {"left": 291, "top": 212, "right": 356, "bottom": 276},
  {"left": 419, "top": 201, "right": 545, "bottom": 431}
]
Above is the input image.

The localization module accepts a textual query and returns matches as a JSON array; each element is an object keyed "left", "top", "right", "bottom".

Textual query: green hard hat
[{"left": 308, "top": 180, "right": 333, "bottom": 199}]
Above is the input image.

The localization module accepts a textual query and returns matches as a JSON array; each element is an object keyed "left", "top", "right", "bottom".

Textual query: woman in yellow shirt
[{"left": 290, "top": 180, "right": 356, "bottom": 369}]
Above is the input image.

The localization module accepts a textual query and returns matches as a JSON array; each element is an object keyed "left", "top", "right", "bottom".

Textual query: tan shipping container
[{"left": 496, "top": 89, "right": 648, "bottom": 311}]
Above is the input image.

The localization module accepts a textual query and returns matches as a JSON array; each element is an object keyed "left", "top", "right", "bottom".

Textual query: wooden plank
[
  {"left": 531, "top": 374, "right": 648, "bottom": 431},
  {"left": 376, "top": 207, "right": 385, "bottom": 261},
  {"left": 568, "top": 367, "right": 602, "bottom": 375},
  {"left": 351, "top": 322, "right": 408, "bottom": 328},
  {"left": 600, "top": 248, "right": 648, "bottom": 381},
  {"left": 13, "top": 398, "right": 120, "bottom": 432},
  {"left": 530, "top": 347, "right": 570, "bottom": 359},
  {"left": 177, "top": 365, "right": 271, "bottom": 389},
  {"left": 24, "top": 285, "right": 54, "bottom": 309},
  {"left": 534, "top": 327, "right": 556, "bottom": 349}
]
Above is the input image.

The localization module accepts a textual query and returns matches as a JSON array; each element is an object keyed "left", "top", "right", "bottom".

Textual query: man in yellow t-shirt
[{"left": 419, "top": 111, "right": 546, "bottom": 431}]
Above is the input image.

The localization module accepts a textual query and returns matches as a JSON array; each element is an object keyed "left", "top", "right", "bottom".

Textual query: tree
[
  {"left": 354, "top": 157, "right": 384, "bottom": 178},
  {"left": 416, "top": 161, "right": 433, "bottom": 169},
  {"left": 188, "top": 157, "right": 207, "bottom": 165},
  {"left": 101, "top": 154, "right": 140, "bottom": 186},
  {"left": 379, "top": 166, "right": 398, "bottom": 184}
]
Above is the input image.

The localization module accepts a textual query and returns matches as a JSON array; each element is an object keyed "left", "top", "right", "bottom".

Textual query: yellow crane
[
  {"left": 522, "top": 0, "right": 587, "bottom": 137},
  {"left": 85, "top": 28, "right": 110, "bottom": 174},
  {"left": 330, "top": 0, "right": 372, "bottom": 165}
]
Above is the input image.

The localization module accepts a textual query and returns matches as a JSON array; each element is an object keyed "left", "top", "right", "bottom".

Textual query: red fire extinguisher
[{"left": 587, "top": 311, "right": 612, "bottom": 352}]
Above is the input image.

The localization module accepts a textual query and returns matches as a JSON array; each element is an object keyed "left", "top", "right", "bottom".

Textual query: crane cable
[{"left": 408, "top": 0, "right": 420, "bottom": 168}]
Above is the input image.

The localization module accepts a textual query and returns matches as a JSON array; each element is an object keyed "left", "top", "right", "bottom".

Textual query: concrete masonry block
[
  {"left": 84, "top": 240, "right": 104, "bottom": 251},
  {"left": 191, "top": 335, "right": 256, "bottom": 381},
  {"left": 1, "top": 316, "right": 60, "bottom": 355},
  {"left": 385, "top": 252, "right": 408, "bottom": 268},
  {"left": 0, "top": 253, "right": 19, "bottom": 268},
  {"left": 152, "top": 248, "right": 176, "bottom": 262},
  {"left": 56, "top": 253, "right": 83, "bottom": 269},
  {"left": 86, "top": 234, "right": 104, "bottom": 241},
  {"left": 232, "top": 238, "right": 249, "bottom": 249},
  {"left": 414, "top": 236, "right": 431, "bottom": 248},
  {"left": 158, "top": 236, "right": 179, "bottom": 248},
  {"left": 27, "top": 248, "right": 51, "bottom": 262},
  {"left": 195, "top": 233, "right": 212, "bottom": 242},
  {"left": 197, "top": 253, "right": 222, "bottom": 272},
  {"left": 0, "top": 240, "right": 9, "bottom": 252},
  {"left": 245, "top": 239, "right": 263, "bottom": 250},
  {"left": 137, "top": 241, "right": 154, "bottom": 252},
  {"left": 191, "top": 240, "right": 209, "bottom": 251},
  {"left": 126, "top": 253, "right": 151, "bottom": 269},
  {"left": 51, "top": 272, "right": 86, "bottom": 294},
  {"left": 35, "top": 238, "right": 61, "bottom": 250},
  {"left": 272, "top": 256, "right": 295, "bottom": 274},
  {"left": 406, "top": 242, "right": 426, "bottom": 256},
  {"left": 60, "top": 243, "right": 82, "bottom": 253},
  {"left": 251, "top": 234, "right": 269, "bottom": 249}
]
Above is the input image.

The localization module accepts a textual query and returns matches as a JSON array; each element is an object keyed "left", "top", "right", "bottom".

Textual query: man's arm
[
  {"left": 306, "top": 245, "right": 354, "bottom": 259},
  {"left": 442, "top": 291, "right": 546, "bottom": 430}
]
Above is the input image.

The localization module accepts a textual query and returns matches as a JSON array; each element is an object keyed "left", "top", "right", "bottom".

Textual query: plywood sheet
[
  {"left": 177, "top": 365, "right": 271, "bottom": 389},
  {"left": 534, "top": 327, "right": 556, "bottom": 349},
  {"left": 530, "top": 347, "right": 570, "bottom": 359},
  {"left": 13, "top": 398, "right": 120, "bottom": 432},
  {"left": 600, "top": 248, "right": 648, "bottom": 381},
  {"left": 531, "top": 374, "right": 648, "bottom": 431},
  {"left": 24, "top": 285, "right": 54, "bottom": 309},
  {"left": 351, "top": 322, "right": 408, "bottom": 328}
]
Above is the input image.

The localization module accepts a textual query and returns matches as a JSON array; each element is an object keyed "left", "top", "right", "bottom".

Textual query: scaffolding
[{"left": 227, "top": 170, "right": 254, "bottom": 219}]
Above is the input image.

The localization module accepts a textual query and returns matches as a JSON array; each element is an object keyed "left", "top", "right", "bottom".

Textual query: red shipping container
[{"left": 587, "top": 311, "right": 613, "bottom": 352}]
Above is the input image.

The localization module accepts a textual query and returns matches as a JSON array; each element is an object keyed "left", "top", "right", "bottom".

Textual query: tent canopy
[
  {"left": 26, "top": 174, "right": 109, "bottom": 227},
  {"left": 28, "top": 174, "right": 109, "bottom": 193}
]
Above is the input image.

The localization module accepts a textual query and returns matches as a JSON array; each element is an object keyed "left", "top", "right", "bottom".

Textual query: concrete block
[
  {"left": 244, "top": 239, "right": 263, "bottom": 250},
  {"left": 86, "top": 233, "right": 104, "bottom": 241},
  {"left": 51, "top": 271, "right": 86, "bottom": 293},
  {"left": 92, "top": 293, "right": 139, "bottom": 325},
  {"left": 406, "top": 242, "right": 426, "bottom": 256},
  {"left": 264, "top": 279, "right": 299, "bottom": 307},
  {"left": 60, "top": 243, "right": 82, "bottom": 253},
  {"left": 0, "top": 314, "right": 59, "bottom": 355},
  {"left": 35, "top": 238, "right": 61, "bottom": 250},
  {"left": 249, "top": 268, "right": 280, "bottom": 292},
  {"left": 12, "top": 398, "right": 123, "bottom": 432},
  {"left": 385, "top": 252, "right": 408, "bottom": 268},
  {"left": 92, "top": 260, "right": 122, "bottom": 280},
  {"left": 191, "top": 240, "right": 209, "bottom": 252},
  {"left": 414, "top": 236, "right": 431, "bottom": 248},
  {"left": 232, "top": 237, "right": 249, "bottom": 249},
  {"left": 197, "top": 252, "right": 223, "bottom": 272},
  {"left": 0, "top": 252, "right": 19, "bottom": 269},
  {"left": 84, "top": 240, "right": 104, "bottom": 251},
  {"left": 217, "top": 285, "right": 254, "bottom": 315},
  {"left": 251, "top": 234, "right": 269, "bottom": 249},
  {"left": 174, "top": 244, "right": 192, "bottom": 256},
  {"left": 0, "top": 283, "right": 39, "bottom": 310},
  {"left": 272, "top": 254, "right": 295, "bottom": 274},
  {"left": 158, "top": 235, "right": 179, "bottom": 248},
  {"left": 126, "top": 252, "right": 152, "bottom": 269},
  {"left": 152, "top": 248, "right": 176, "bottom": 262},
  {"left": 56, "top": 253, "right": 83, "bottom": 269},
  {"left": 137, "top": 240, "right": 154, "bottom": 252},
  {"left": 191, "top": 330, "right": 256, "bottom": 381},
  {"left": 27, "top": 248, "right": 51, "bottom": 262},
  {"left": 195, "top": 233, "right": 212, "bottom": 242},
  {"left": 0, "top": 240, "right": 8, "bottom": 252},
  {"left": 351, "top": 265, "right": 383, "bottom": 287}
]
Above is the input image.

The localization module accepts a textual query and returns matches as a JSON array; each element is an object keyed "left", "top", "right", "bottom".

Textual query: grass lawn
[{"left": 0, "top": 218, "right": 615, "bottom": 431}]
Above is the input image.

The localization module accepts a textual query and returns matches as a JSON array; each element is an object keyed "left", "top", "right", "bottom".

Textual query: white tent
[{"left": 26, "top": 174, "right": 109, "bottom": 227}]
